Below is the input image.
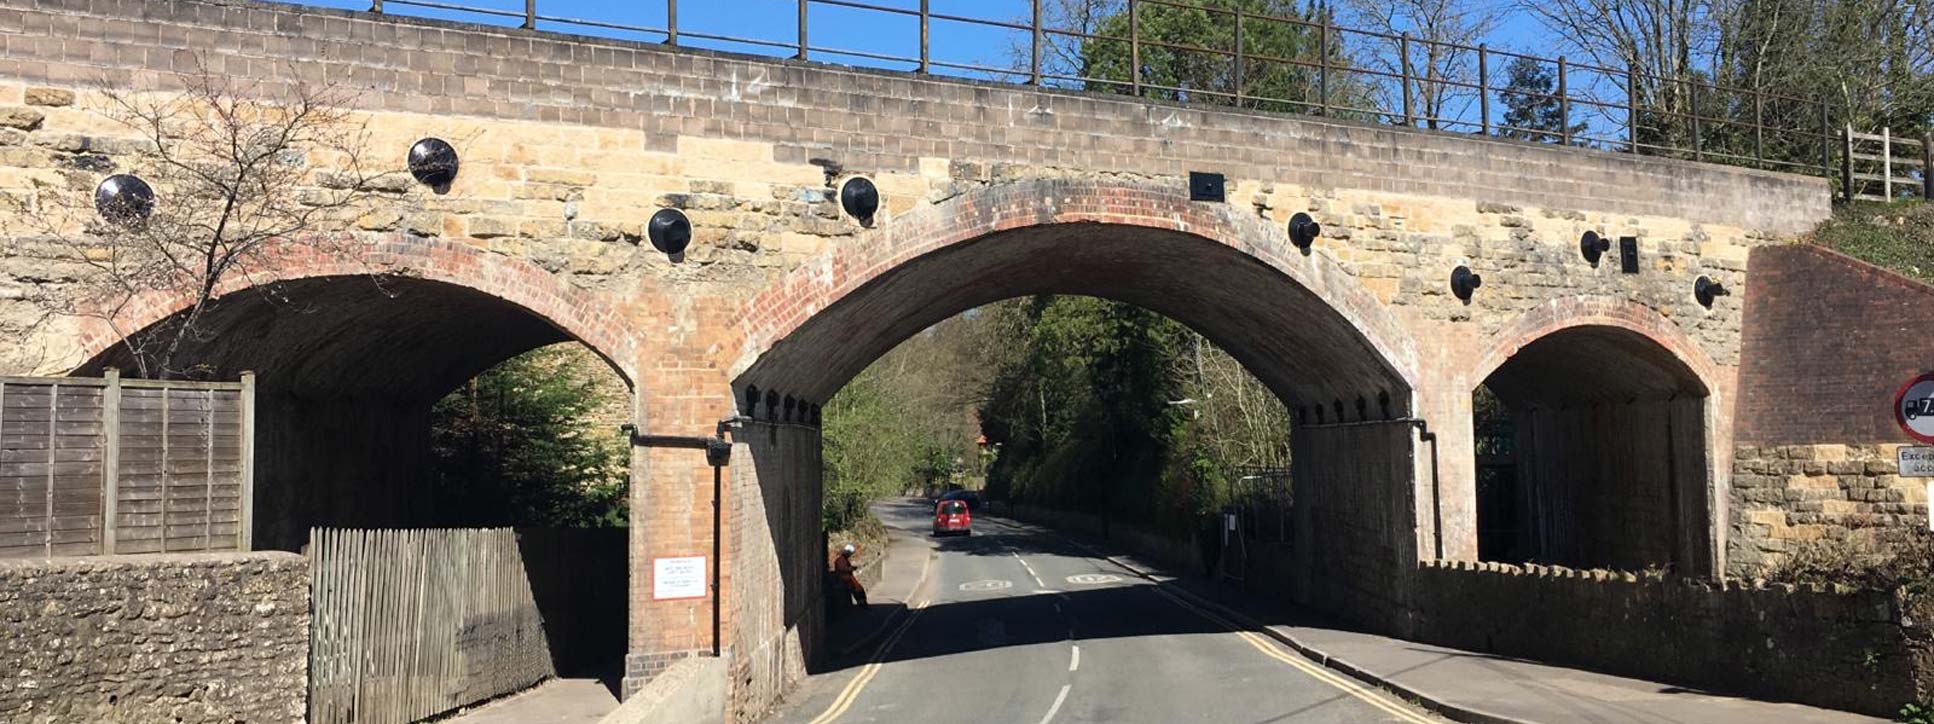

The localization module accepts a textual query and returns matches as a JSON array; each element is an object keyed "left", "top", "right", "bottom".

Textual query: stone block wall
[
  {"left": 1730, "top": 443, "right": 1928, "bottom": 572},
  {"left": 1412, "top": 559, "right": 1922, "bottom": 717},
  {"left": 0, "top": 0, "right": 1841, "bottom": 709},
  {"left": 0, "top": 552, "right": 309, "bottom": 724}
]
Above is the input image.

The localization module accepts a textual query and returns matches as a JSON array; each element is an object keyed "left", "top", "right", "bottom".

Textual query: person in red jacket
[{"left": 833, "top": 543, "right": 867, "bottom": 607}]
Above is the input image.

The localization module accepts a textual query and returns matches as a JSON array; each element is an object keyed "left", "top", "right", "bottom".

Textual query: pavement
[
  {"left": 759, "top": 499, "right": 1888, "bottom": 724},
  {"left": 762, "top": 498, "right": 1445, "bottom": 723},
  {"left": 434, "top": 677, "right": 620, "bottom": 724},
  {"left": 1121, "top": 549, "right": 1888, "bottom": 724}
]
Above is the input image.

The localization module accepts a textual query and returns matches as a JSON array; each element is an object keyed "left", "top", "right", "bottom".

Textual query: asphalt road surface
[{"left": 763, "top": 500, "right": 1439, "bottom": 724}]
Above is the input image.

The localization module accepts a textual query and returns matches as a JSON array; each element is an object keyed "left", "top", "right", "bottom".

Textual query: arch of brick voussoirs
[
  {"left": 1470, "top": 295, "right": 1721, "bottom": 397},
  {"left": 71, "top": 234, "right": 645, "bottom": 390},
  {"left": 728, "top": 177, "right": 1422, "bottom": 411}
]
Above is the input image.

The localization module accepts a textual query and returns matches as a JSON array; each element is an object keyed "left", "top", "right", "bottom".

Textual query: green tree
[
  {"left": 1037, "top": 0, "right": 1373, "bottom": 116},
  {"left": 1498, "top": 55, "right": 1586, "bottom": 144},
  {"left": 429, "top": 344, "right": 630, "bottom": 528},
  {"left": 821, "top": 311, "right": 994, "bottom": 530},
  {"left": 1712, "top": 0, "right": 1932, "bottom": 167},
  {"left": 976, "top": 296, "right": 1286, "bottom": 537}
]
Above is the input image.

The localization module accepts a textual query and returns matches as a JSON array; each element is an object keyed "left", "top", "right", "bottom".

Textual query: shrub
[{"left": 1765, "top": 529, "right": 1934, "bottom": 594}]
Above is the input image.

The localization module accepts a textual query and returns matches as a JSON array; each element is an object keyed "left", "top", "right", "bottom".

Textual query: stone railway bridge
[{"left": 0, "top": 0, "right": 1849, "bottom": 718}]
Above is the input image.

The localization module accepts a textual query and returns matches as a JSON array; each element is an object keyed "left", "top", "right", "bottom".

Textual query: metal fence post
[
  {"left": 1820, "top": 102, "right": 1832, "bottom": 177},
  {"left": 1477, "top": 44, "right": 1489, "bottom": 136},
  {"left": 370, "top": 0, "right": 382, "bottom": 13},
  {"left": 1129, "top": 0, "right": 1142, "bottom": 96},
  {"left": 102, "top": 370, "right": 120, "bottom": 555},
  {"left": 1317, "top": 21, "right": 1329, "bottom": 115},
  {"left": 1400, "top": 33, "right": 1414, "bottom": 127},
  {"left": 1842, "top": 123, "right": 1855, "bottom": 203},
  {"left": 1753, "top": 90, "right": 1764, "bottom": 166},
  {"left": 1031, "top": 0, "right": 1042, "bottom": 85},
  {"left": 1689, "top": 80, "right": 1702, "bottom": 161},
  {"left": 1233, "top": 11, "right": 1245, "bottom": 107},
  {"left": 919, "top": 0, "right": 930, "bottom": 73},
  {"left": 667, "top": 0, "right": 678, "bottom": 45},
  {"left": 1557, "top": 56, "right": 1569, "bottom": 146},
  {"left": 797, "top": 0, "right": 809, "bottom": 61},
  {"left": 523, "top": 0, "right": 535, "bottom": 29},
  {"left": 1627, "top": 68, "right": 1639, "bottom": 154}
]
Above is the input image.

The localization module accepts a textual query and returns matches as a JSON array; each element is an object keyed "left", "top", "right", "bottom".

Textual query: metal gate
[{"left": 308, "top": 527, "right": 554, "bottom": 724}]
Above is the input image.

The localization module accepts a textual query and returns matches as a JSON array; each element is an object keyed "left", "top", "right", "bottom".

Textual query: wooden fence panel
[
  {"left": 0, "top": 373, "right": 253, "bottom": 558},
  {"left": 309, "top": 528, "right": 555, "bottom": 724}
]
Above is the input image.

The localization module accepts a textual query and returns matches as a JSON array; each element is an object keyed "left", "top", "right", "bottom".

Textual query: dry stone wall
[
  {"left": 0, "top": 552, "right": 308, "bottom": 724},
  {"left": 1412, "top": 559, "right": 1925, "bottom": 718}
]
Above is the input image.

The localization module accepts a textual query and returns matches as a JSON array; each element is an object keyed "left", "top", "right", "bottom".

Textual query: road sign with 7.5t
[{"left": 1897, "top": 373, "right": 1934, "bottom": 444}]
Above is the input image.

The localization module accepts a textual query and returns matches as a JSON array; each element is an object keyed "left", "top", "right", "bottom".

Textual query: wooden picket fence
[
  {"left": 0, "top": 371, "right": 254, "bottom": 558},
  {"left": 308, "top": 528, "right": 555, "bottom": 724}
]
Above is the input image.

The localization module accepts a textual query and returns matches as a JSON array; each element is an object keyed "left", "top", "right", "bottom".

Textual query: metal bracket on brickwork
[{"left": 622, "top": 417, "right": 743, "bottom": 657}]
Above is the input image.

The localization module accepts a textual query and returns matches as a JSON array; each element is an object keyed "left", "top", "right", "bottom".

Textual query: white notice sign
[
  {"left": 1901, "top": 447, "right": 1934, "bottom": 477},
  {"left": 653, "top": 556, "right": 707, "bottom": 600}
]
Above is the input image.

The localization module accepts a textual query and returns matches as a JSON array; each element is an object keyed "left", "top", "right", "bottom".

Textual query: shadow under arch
[
  {"left": 1468, "top": 298, "right": 1721, "bottom": 576},
  {"left": 72, "top": 237, "right": 645, "bottom": 552},
  {"left": 732, "top": 178, "right": 1420, "bottom": 411},
  {"left": 722, "top": 178, "right": 1433, "bottom": 671}
]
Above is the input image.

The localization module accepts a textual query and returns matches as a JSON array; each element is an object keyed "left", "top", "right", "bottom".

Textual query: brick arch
[
  {"left": 1470, "top": 296, "right": 1720, "bottom": 398},
  {"left": 727, "top": 177, "right": 1421, "bottom": 409},
  {"left": 73, "top": 234, "right": 644, "bottom": 389},
  {"left": 1467, "top": 295, "right": 1724, "bottom": 576}
]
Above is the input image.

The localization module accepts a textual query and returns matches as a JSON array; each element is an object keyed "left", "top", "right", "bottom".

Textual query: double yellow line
[
  {"left": 1149, "top": 586, "right": 1437, "bottom": 724},
  {"left": 806, "top": 598, "right": 930, "bottom": 724}
]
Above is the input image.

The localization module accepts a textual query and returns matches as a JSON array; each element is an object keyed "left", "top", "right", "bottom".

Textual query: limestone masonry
[
  {"left": 0, "top": 0, "right": 1877, "bottom": 718},
  {"left": 0, "top": 552, "right": 309, "bottom": 724}
]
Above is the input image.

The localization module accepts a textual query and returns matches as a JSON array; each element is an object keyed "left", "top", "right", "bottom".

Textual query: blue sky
[
  {"left": 270, "top": 1, "right": 1550, "bottom": 76},
  {"left": 267, "top": 1, "right": 1599, "bottom": 140}
]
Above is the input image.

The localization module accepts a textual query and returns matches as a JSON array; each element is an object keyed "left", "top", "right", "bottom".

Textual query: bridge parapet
[{"left": 0, "top": 1, "right": 1842, "bottom": 717}]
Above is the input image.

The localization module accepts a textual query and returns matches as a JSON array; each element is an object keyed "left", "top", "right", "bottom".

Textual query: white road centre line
[
  {"left": 1068, "top": 644, "right": 1080, "bottom": 672},
  {"left": 1013, "top": 552, "right": 1045, "bottom": 586},
  {"left": 1037, "top": 684, "right": 1071, "bottom": 724}
]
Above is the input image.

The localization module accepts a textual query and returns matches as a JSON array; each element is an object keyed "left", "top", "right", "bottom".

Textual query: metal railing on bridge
[{"left": 321, "top": 0, "right": 1839, "bottom": 179}]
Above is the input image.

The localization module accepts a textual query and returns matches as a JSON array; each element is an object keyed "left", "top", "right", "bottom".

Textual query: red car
[{"left": 932, "top": 499, "right": 972, "bottom": 536}]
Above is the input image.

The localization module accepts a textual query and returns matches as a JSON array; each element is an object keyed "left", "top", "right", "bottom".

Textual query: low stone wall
[
  {"left": 1729, "top": 443, "right": 1927, "bottom": 574},
  {"left": 0, "top": 552, "right": 309, "bottom": 724},
  {"left": 1411, "top": 559, "right": 1926, "bottom": 717}
]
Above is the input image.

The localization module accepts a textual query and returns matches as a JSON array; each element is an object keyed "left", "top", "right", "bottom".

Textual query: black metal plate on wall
[
  {"left": 1189, "top": 171, "right": 1225, "bottom": 202},
  {"left": 1619, "top": 236, "right": 1640, "bottom": 274}
]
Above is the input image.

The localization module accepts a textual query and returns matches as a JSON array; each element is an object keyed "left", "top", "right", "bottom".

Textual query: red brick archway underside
[{"left": 729, "top": 178, "right": 1420, "bottom": 412}]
